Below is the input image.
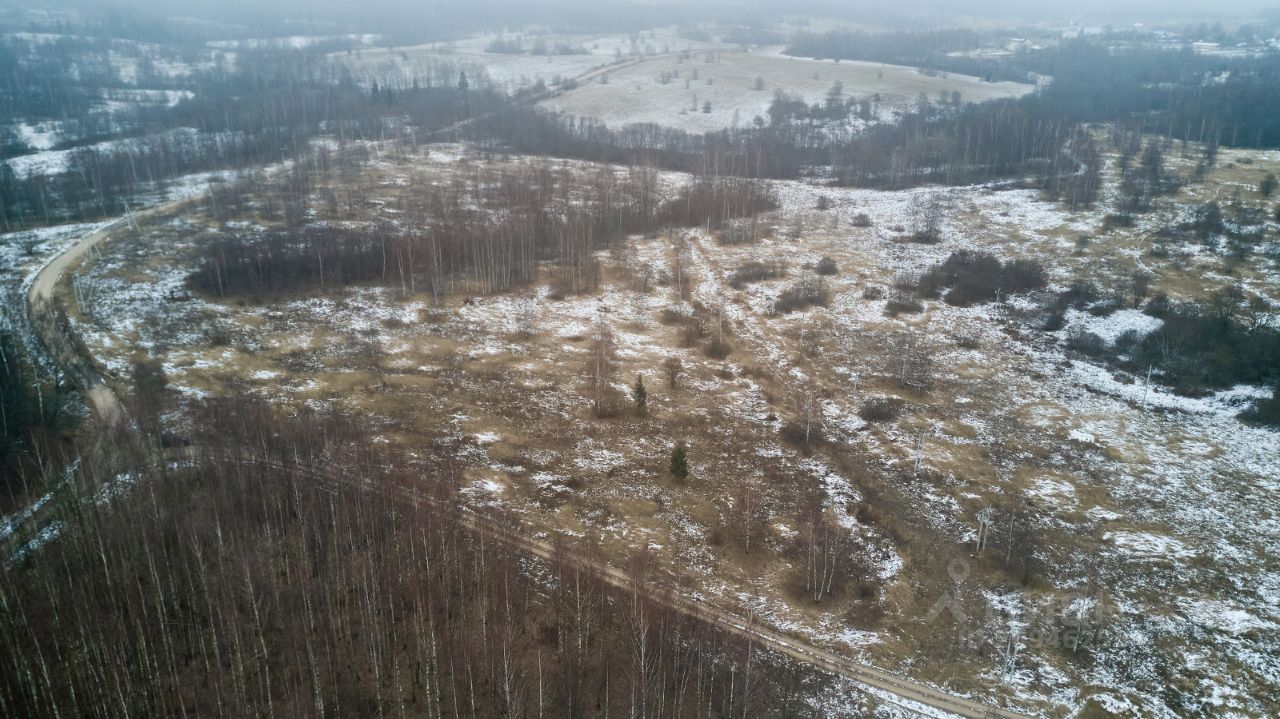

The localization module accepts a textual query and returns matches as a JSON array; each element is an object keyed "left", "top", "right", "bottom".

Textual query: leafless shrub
[
  {"left": 728, "top": 259, "right": 785, "bottom": 289},
  {"left": 906, "top": 192, "right": 945, "bottom": 244},
  {"left": 586, "top": 321, "right": 621, "bottom": 417},
  {"left": 662, "top": 356, "right": 683, "bottom": 389},
  {"left": 718, "top": 217, "right": 768, "bottom": 246},
  {"left": 897, "top": 335, "right": 933, "bottom": 389},
  {"left": 858, "top": 397, "right": 903, "bottom": 422},
  {"left": 704, "top": 337, "right": 733, "bottom": 359},
  {"left": 773, "top": 274, "right": 830, "bottom": 314},
  {"left": 659, "top": 306, "right": 693, "bottom": 325}
]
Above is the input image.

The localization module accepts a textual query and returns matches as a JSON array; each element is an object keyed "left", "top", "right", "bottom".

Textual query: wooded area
[
  {"left": 189, "top": 153, "right": 775, "bottom": 299},
  {"left": 0, "top": 398, "right": 831, "bottom": 717}
]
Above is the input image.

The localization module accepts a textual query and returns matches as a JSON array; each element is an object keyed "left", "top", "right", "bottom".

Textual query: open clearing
[
  {"left": 332, "top": 30, "right": 1032, "bottom": 134},
  {"left": 54, "top": 138, "right": 1280, "bottom": 717},
  {"left": 336, "top": 28, "right": 730, "bottom": 91},
  {"left": 538, "top": 48, "right": 1033, "bottom": 132}
]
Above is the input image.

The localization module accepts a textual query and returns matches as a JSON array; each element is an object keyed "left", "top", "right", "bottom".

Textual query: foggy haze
[
  {"left": 3, "top": 0, "right": 1279, "bottom": 718},
  {"left": 6, "top": 0, "right": 1278, "bottom": 35}
]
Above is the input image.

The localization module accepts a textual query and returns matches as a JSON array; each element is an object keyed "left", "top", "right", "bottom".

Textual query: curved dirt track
[{"left": 27, "top": 200, "right": 191, "bottom": 428}]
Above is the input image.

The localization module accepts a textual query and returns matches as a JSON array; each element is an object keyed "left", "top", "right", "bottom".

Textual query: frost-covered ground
[
  {"left": 747, "top": 171, "right": 1279, "bottom": 717},
  {"left": 540, "top": 48, "right": 1031, "bottom": 133},
  {"left": 208, "top": 33, "right": 381, "bottom": 50},
  {"left": 2, "top": 165, "right": 237, "bottom": 379},
  {"left": 1, "top": 221, "right": 112, "bottom": 362},
  {"left": 338, "top": 28, "right": 729, "bottom": 92},
  {"left": 3, "top": 127, "right": 204, "bottom": 178},
  {"left": 2, "top": 30, "right": 229, "bottom": 158},
  {"left": 342, "top": 41, "right": 606, "bottom": 91},
  {"left": 66, "top": 140, "right": 1280, "bottom": 717}
]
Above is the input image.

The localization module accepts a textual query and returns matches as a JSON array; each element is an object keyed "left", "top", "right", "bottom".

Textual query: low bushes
[
  {"left": 858, "top": 397, "right": 903, "bottom": 422},
  {"left": 915, "top": 250, "right": 1046, "bottom": 306},
  {"left": 773, "top": 275, "right": 830, "bottom": 314},
  {"left": 728, "top": 260, "right": 785, "bottom": 289}
]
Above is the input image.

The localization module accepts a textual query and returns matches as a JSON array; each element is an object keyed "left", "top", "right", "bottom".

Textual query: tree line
[
  {"left": 788, "top": 30, "right": 1280, "bottom": 149},
  {"left": 189, "top": 152, "right": 775, "bottom": 299},
  {"left": 471, "top": 100, "right": 1098, "bottom": 197},
  {"left": 0, "top": 330, "right": 79, "bottom": 491},
  {"left": 1, "top": 48, "right": 510, "bottom": 230}
]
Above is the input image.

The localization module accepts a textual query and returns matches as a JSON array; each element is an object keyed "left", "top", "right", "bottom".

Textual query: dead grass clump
[
  {"left": 884, "top": 295, "right": 924, "bottom": 316},
  {"left": 659, "top": 306, "right": 693, "bottom": 325},
  {"left": 728, "top": 260, "right": 785, "bottom": 289},
  {"left": 382, "top": 316, "right": 409, "bottom": 331},
  {"left": 780, "top": 421, "right": 823, "bottom": 448},
  {"left": 773, "top": 275, "right": 830, "bottom": 314},
  {"left": 859, "top": 397, "right": 903, "bottom": 422},
  {"left": 704, "top": 337, "right": 733, "bottom": 359}
]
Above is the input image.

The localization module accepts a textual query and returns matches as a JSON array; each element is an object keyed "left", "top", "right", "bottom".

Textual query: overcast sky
[{"left": 5, "top": 0, "right": 1276, "bottom": 34}]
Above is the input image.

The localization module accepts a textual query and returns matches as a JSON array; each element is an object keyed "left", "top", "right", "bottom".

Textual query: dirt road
[
  {"left": 26, "top": 199, "right": 190, "bottom": 428},
  {"left": 367, "top": 475, "right": 1037, "bottom": 719}
]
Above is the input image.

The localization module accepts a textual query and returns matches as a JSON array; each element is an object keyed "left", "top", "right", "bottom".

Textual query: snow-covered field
[
  {"left": 342, "top": 29, "right": 1031, "bottom": 133},
  {"left": 540, "top": 48, "right": 1032, "bottom": 133},
  {"left": 338, "top": 28, "right": 729, "bottom": 92},
  {"left": 4, "top": 127, "right": 203, "bottom": 178}
]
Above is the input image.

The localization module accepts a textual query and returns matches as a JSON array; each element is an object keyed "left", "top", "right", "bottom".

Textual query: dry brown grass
[{"left": 63, "top": 141, "right": 1280, "bottom": 709}]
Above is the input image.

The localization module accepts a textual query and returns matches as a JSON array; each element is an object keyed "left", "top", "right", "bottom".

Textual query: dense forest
[
  {"left": 0, "top": 45, "right": 510, "bottom": 229},
  {"left": 787, "top": 32, "right": 1280, "bottom": 148},
  {"left": 0, "top": 398, "right": 831, "bottom": 717},
  {"left": 0, "top": 331, "right": 78, "bottom": 488},
  {"left": 22, "top": 29, "right": 1247, "bottom": 229}
]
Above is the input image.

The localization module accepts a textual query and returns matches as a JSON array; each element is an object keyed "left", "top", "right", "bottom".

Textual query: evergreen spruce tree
[
  {"left": 633, "top": 374, "right": 647, "bottom": 414},
  {"left": 669, "top": 442, "right": 689, "bottom": 480}
]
